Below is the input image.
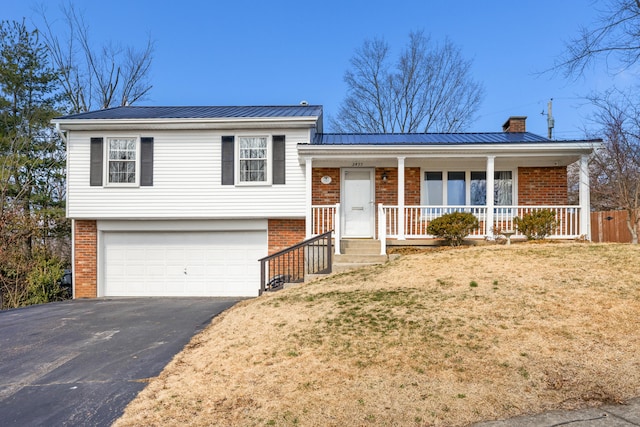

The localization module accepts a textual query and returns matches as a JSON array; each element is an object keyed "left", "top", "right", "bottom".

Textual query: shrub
[
  {"left": 24, "top": 250, "right": 67, "bottom": 306},
  {"left": 427, "top": 212, "right": 479, "bottom": 246},
  {"left": 514, "top": 209, "right": 557, "bottom": 240}
]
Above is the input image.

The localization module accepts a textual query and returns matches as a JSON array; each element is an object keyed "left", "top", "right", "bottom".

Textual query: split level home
[{"left": 52, "top": 105, "right": 600, "bottom": 298}]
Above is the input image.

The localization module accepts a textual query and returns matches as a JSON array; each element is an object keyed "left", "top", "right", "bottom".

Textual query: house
[{"left": 53, "top": 105, "right": 599, "bottom": 299}]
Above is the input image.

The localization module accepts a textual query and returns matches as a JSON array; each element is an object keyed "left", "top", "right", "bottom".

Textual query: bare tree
[
  {"left": 587, "top": 89, "right": 640, "bottom": 243},
  {"left": 39, "top": 4, "right": 153, "bottom": 113},
  {"left": 331, "top": 31, "right": 484, "bottom": 133},
  {"left": 556, "top": 0, "right": 640, "bottom": 77}
]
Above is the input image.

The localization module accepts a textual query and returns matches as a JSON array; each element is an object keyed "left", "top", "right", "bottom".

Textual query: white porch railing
[
  {"left": 380, "top": 205, "right": 582, "bottom": 239},
  {"left": 311, "top": 204, "right": 340, "bottom": 255},
  {"left": 312, "top": 204, "right": 583, "bottom": 243},
  {"left": 311, "top": 205, "right": 337, "bottom": 235}
]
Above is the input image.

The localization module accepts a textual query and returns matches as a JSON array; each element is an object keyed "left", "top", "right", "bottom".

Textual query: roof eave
[
  {"left": 297, "top": 142, "right": 599, "bottom": 160},
  {"left": 52, "top": 116, "right": 320, "bottom": 131}
]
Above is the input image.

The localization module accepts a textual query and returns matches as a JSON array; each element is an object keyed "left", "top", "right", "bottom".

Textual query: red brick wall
[
  {"left": 503, "top": 117, "right": 527, "bottom": 132},
  {"left": 312, "top": 168, "right": 341, "bottom": 205},
  {"left": 268, "top": 219, "right": 306, "bottom": 254},
  {"left": 74, "top": 220, "right": 98, "bottom": 298},
  {"left": 404, "top": 167, "right": 421, "bottom": 205},
  {"left": 373, "top": 168, "right": 421, "bottom": 201},
  {"left": 518, "top": 166, "right": 568, "bottom": 205},
  {"left": 375, "top": 168, "right": 397, "bottom": 205}
]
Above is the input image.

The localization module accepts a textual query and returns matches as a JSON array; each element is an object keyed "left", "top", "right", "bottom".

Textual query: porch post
[
  {"left": 397, "top": 156, "right": 406, "bottom": 240},
  {"left": 486, "top": 156, "right": 495, "bottom": 238},
  {"left": 579, "top": 154, "right": 591, "bottom": 239},
  {"left": 305, "top": 157, "right": 313, "bottom": 238}
]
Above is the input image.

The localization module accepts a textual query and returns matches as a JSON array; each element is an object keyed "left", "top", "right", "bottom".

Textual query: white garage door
[{"left": 103, "top": 231, "right": 266, "bottom": 297}]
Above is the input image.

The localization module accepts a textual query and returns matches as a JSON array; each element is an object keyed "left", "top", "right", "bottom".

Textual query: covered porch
[{"left": 302, "top": 153, "right": 593, "bottom": 255}]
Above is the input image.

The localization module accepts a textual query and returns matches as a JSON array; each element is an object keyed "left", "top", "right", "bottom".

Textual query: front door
[{"left": 342, "top": 169, "right": 375, "bottom": 237}]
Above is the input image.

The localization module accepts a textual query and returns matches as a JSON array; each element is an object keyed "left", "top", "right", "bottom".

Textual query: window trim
[
  {"left": 105, "top": 136, "right": 141, "bottom": 187},
  {"left": 420, "top": 168, "right": 517, "bottom": 206},
  {"left": 235, "top": 134, "right": 272, "bottom": 186}
]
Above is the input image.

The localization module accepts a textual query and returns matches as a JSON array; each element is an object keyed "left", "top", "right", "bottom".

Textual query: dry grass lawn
[{"left": 115, "top": 243, "right": 640, "bottom": 426}]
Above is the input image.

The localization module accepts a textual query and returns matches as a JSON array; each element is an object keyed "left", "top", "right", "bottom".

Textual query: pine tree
[{"left": 0, "top": 20, "right": 68, "bottom": 308}]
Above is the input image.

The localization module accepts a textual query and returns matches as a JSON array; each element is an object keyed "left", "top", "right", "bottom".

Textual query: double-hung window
[
  {"left": 238, "top": 136, "right": 268, "bottom": 183},
  {"left": 89, "top": 136, "right": 153, "bottom": 187},
  {"left": 108, "top": 137, "right": 137, "bottom": 184}
]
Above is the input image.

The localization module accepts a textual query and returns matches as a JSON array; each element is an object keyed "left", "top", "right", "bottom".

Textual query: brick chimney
[{"left": 502, "top": 116, "right": 527, "bottom": 133}]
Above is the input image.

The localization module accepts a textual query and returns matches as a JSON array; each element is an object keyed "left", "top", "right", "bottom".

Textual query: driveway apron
[{"left": 0, "top": 297, "right": 242, "bottom": 426}]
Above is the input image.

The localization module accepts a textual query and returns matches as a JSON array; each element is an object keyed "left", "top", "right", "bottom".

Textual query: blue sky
[{"left": 3, "top": 0, "right": 631, "bottom": 138}]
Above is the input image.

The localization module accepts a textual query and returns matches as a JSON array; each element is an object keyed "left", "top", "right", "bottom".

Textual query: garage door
[{"left": 103, "top": 231, "right": 266, "bottom": 297}]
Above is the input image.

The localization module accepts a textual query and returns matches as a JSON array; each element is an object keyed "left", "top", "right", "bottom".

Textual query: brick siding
[
  {"left": 312, "top": 168, "right": 341, "bottom": 204},
  {"left": 518, "top": 166, "right": 568, "bottom": 205},
  {"left": 404, "top": 167, "right": 421, "bottom": 205},
  {"left": 74, "top": 220, "right": 98, "bottom": 298},
  {"left": 268, "top": 219, "right": 306, "bottom": 254}
]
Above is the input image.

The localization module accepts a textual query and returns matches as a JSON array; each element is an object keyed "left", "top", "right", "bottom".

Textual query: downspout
[{"left": 55, "top": 122, "right": 72, "bottom": 297}]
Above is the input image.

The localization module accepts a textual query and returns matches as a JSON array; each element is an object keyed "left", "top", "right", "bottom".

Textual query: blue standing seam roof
[
  {"left": 55, "top": 105, "right": 324, "bottom": 120},
  {"left": 313, "top": 132, "right": 555, "bottom": 145}
]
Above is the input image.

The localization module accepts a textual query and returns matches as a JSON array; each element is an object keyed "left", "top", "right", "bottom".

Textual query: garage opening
[{"left": 103, "top": 231, "right": 266, "bottom": 297}]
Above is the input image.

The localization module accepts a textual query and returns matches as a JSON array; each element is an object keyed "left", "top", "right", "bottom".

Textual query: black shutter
[
  {"left": 90, "top": 137, "right": 103, "bottom": 186},
  {"left": 221, "top": 136, "right": 234, "bottom": 185},
  {"left": 140, "top": 137, "right": 154, "bottom": 186},
  {"left": 272, "top": 135, "right": 285, "bottom": 185}
]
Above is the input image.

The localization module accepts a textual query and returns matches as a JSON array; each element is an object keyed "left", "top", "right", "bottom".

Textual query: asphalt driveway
[{"left": 0, "top": 297, "right": 242, "bottom": 426}]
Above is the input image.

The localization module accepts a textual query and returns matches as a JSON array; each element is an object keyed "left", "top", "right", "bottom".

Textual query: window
[
  {"left": 108, "top": 137, "right": 137, "bottom": 184},
  {"left": 470, "top": 172, "right": 486, "bottom": 205},
  {"left": 424, "top": 172, "right": 443, "bottom": 205},
  {"left": 422, "top": 170, "right": 514, "bottom": 206},
  {"left": 221, "top": 135, "right": 285, "bottom": 186},
  {"left": 447, "top": 171, "right": 466, "bottom": 205},
  {"left": 239, "top": 136, "right": 268, "bottom": 183},
  {"left": 494, "top": 171, "right": 513, "bottom": 205},
  {"left": 89, "top": 136, "right": 153, "bottom": 187}
]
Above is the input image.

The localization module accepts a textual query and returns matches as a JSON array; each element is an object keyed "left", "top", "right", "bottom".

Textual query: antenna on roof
[{"left": 300, "top": 100, "right": 309, "bottom": 106}]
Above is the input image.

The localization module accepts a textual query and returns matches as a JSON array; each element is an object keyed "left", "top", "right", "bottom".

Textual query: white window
[
  {"left": 424, "top": 172, "right": 443, "bottom": 205},
  {"left": 238, "top": 136, "right": 268, "bottom": 183},
  {"left": 470, "top": 172, "right": 487, "bottom": 205},
  {"left": 423, "top": 170, "right": 514, "bottom": 206},
  {"left": 494, "top": 171, "right": 513, "bottom": 205},
  {"left": 107, "top": 137, "right": 138, "bottom": 184},
  {"left": 447, "top": 171, "right": 466, "bottom": 205}
]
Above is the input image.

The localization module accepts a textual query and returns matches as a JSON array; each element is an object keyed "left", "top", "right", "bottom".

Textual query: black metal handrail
[{"left": 258, "top": 230, "right": 333, "bottom": 295}]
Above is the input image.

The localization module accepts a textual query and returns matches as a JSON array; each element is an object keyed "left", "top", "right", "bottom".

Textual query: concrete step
[
  {"left": 333, "top": 254, "right": 388, "bottom": 263},
  {"left": 340, "top": 239, "right": 381, "bottom": 255}
]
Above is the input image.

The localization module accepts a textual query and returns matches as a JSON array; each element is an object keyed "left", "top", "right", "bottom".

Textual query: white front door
[{"left": 342, "top": 169, "right": 374, "bottom": 237}]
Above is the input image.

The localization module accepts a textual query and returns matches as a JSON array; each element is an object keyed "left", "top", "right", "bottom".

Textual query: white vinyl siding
[{"left": 66, "top": 129, "right": 308, "bottom": 218}]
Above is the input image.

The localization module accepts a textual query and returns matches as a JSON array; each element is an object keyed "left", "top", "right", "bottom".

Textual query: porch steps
[{"left": 333, "top": 239, "right": 390, "bottom": 273}]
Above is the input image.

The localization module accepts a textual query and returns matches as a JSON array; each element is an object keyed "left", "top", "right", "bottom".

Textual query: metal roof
[
  {"left": 314, "top": 132, "right": 554, "bottom": 145},
  {"left": 55, "top": 105, "right": 323, "bottom": 120}
]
